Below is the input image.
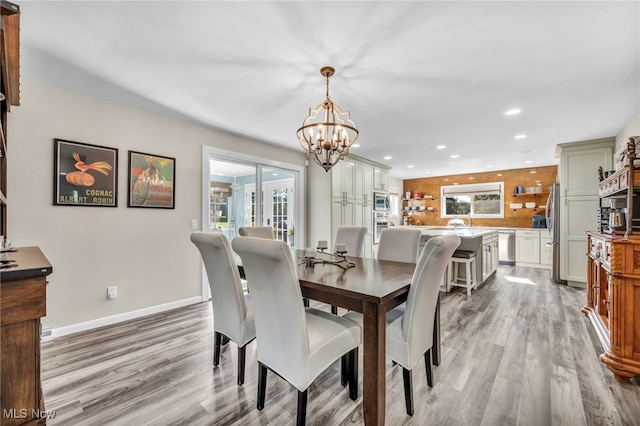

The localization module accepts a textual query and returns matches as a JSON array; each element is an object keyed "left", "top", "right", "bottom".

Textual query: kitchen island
[{"left": 404, "top": 226, "right": 499, "bottom": 291}]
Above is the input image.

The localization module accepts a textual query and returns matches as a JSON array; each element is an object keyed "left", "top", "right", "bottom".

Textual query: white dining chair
[
  {"left": 190, "top": 232, "right": 256, "bottom": 386},
  {"left": 231, "top": 236, "right": 361, "bottom": 425},
  {"left": 333, "top": 226, "right": 367, "bottom": 257},
  {"left": 377, "top": 227, "right": 423, "bottom": 263},
  {"left": 345, "top": 234, "right": 461, "bottom": 416},
  {"left": 238, "top": 226, "right": 274, "bottom": 239},
  {"left": 330, "top": 226, "right": 367, "bottom": 314}
]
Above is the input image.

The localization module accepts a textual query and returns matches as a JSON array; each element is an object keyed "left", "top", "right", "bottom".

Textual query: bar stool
[{"left": 449, "top": 250, "right": 477, "bottom": 295}]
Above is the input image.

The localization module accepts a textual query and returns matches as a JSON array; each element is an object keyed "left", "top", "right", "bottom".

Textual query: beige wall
[{"left": 8, "top": 79, "right": 305, "bottom": 331}]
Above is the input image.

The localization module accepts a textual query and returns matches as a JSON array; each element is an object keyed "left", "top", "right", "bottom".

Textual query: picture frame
[
  {"left": 127, "top": 150, "right": 176, "bottom": 209},
  {"left": 54, "top": 138, "right": 118, "bottom": 207}
]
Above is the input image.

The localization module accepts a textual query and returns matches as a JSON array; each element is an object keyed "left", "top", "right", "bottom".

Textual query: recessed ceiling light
[
  {"left": 530, "top": 169, "right": 537, "bottom": 174},
  {"left": 352, "top": 143, "right": 360, "bottom": 148},
  {"left": 443, "top": 178, "right": 449, "bottom": 181},
  {"left": 436, "top": 145, "right": 447, "bottom": 150},
  {"left": 514, "top": 134, "right": 527, "bottom": 139},
  {"left": 469, "top": 176, "right": 475, "bottom": 180},
  {"left": 450, "top": 154, "right": 460, "bottom": 159},
  {"left": 497, "top": 173, "right": 503, "bottom": 176},
  {"left": 453, "top": 182, "right": 459, "bottom": 185},
  {"left": 272, "top": 173, "right": 279, "bottom": 176},
  {"left": 525, "top": 160, "right": 533, "bottom": 164},
  {"left": 424, "top": 171, "right": 431, "bottom": 174},
  {"left": 487, "top": 165, "right": 494, "bottom": 168},
  {"left": 384, "top": 156, "right": 392, "bottom": 160},
  {"left": 505, "top": 108, "right": 521, "bottom": 115},
  {"left": 408, "top": 165, "right": 415, "bottom": 168}
]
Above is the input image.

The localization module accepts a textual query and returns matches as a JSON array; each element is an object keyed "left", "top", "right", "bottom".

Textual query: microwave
[{"left": 374, "top": 192, "right": 390, "bottom": 211}]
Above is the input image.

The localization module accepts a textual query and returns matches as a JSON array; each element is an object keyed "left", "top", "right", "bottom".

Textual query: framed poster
[
  {"left": 127, "top": 150, "right": 176, "bottom": 209},
  {"left": 54, "top": 139, "right": 118, "bottom": 207}
]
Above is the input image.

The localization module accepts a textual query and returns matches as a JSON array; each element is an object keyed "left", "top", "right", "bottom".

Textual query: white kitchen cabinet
[
  {"left": 331, "top": 157, "right": 390, "bottom": 258},
  {"left": 492, "top": 237, "right": 499, "bottom": 271},
  {"left": 356, "top": 162, "right": 374, "bottom": 203},
  {"left": 556, "top": 137, "right": 614, "bottom": 286},
  {"left": 332, "top": 197, "right": 356, "bottom": 228},
  {"left": 373, "top": 168, "right": 389, "bottom": 190},
  {"left": 515, "top": 229, "right": 553, "bottom": 269},
  {"left": 331, "top": 196, "right": 374, "bottom": 257},
  {"left": 331, "top": 160, "right": 357, "bottom": 199},
  {"left": 481, "top": 232, "right": 498, "bottom": 281},
  {"left": 355, "top": 197, "right": 373, "bottom": 256},
  {"left": 516, "top": 229, "right": 541, "bottom": 266}
]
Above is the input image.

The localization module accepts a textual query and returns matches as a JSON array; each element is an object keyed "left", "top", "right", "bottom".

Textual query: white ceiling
[{"left": 19, "top": 1, "right": 640, "bottom": 179}]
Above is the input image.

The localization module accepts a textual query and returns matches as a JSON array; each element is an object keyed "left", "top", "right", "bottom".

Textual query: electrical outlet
[
  {"left": 190, "top": 219, "right": 198, "bottom": 229},
  {"left": 107, "top": 286, "right": 118, "bottom": 300}
]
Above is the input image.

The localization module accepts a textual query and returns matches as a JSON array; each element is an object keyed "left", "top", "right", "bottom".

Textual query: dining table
[{"left": 292, "top": 249, "right": 440, "bottom": 426}]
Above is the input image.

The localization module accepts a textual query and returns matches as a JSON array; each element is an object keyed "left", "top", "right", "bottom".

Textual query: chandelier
[{"left": 296, "top": 66, "right": 359, "bottom": 172}]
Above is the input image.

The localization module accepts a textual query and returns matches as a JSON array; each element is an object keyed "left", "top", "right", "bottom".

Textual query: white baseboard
[{"left": 44, "top": 296, "right": 202, "bottom": 341}]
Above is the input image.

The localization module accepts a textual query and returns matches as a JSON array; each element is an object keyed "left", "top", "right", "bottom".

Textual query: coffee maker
[{"left": 609, "top": 198, "right": 627, "bottom": 231}]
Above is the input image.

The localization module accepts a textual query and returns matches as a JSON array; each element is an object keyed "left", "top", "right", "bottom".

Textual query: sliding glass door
[{"left": 202, "top": 146, "right": 303, "bottom": 240}]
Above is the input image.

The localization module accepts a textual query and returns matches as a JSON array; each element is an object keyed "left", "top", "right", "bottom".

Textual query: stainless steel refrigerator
[{"left": 545, "top": 183, "right": 567, "bottom": 284}]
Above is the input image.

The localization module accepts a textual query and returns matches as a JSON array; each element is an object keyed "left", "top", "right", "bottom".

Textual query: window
[{"left": 441, "top": 182, "right": 504, "bottom": 218}]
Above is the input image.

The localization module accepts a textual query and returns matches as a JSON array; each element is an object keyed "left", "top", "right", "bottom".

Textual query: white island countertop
[{"left": 402, "top": 226, "right": 498, "bottom": 239}]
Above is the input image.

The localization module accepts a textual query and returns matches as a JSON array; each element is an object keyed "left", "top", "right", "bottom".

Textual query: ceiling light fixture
[
  {"left": 505, "top": 108, "right": 521, "bottom": 115},
  {"left": 297, "top": 66, "right": 359, "bottom": 172},
  {"left": 450, "top": 154, "right": 460, "bottom": 158},
  {"left": 384, "top": 156, "right": 392, "bottom": 160},
  {"left": 436, "top": 145, "right": 447, "bottom": 150},
  {"left": 514, "top": 134, "right": 527, "bottom": 139}
]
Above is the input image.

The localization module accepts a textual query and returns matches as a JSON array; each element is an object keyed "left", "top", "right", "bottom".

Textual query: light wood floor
[{"left": 41, "top": 266, "right": 640, "bottom": 425}]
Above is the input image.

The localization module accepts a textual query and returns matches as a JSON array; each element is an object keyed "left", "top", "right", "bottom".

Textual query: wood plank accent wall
[{"left": 403, "top": 165, "right": 558, "bottom": 228}]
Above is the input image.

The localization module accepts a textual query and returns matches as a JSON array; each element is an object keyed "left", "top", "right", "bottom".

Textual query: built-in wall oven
[
  {"left": 374, "top": 211, "right": 389, "bottom": 244},
  {"left": 374, "top": 192, "right": 390, "bottom": 244}
]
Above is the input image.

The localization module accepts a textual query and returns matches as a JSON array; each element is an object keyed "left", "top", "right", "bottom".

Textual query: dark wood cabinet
[
  {"left": 585, "top": 159, "right": 640, "bottom": 382},
  {"left": 1, "top": 247, "right": 53, "bottom": 425},
  {"left": 584, "top": 232, "right": 640, "bottom": 382},
  {"left": 0, "top": 0, "right": 20, "bottom": 239}
]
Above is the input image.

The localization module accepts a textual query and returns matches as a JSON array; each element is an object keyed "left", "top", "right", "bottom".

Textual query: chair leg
[
  {"left": 257, "top": 363, "right": 268, "bottom": 410},
  {"left": 213, "top": 332, "right": 222, "bottom": 366},
  {"left": 402, "top": 367, "right": 414, "bottom": 416},
  {"left": 432, "top": 295, "right": 441, "bottom": 366},
  {"left": 424, "top": 348, "right": 433, "bottom": 387},
  {"left": 296, "top": 389, "right": 308, "bottom": 426},
  {"left": 348, "top": 347, "right": 358, "bottom": 401},
  {"left": 237, "top": 345, "right": 246, "bottom": 386},
  {"left": 340, "top": 354, "right": 348, "bottom": 386},
  {"left": 466, "top": 261, "right": 472, "bottom": 296},
  {"left": 303, "top": 297, "right": 310, "bottom": 307},
  {"left": 331, "top": 305, "right": 338, "bottom": 315}
]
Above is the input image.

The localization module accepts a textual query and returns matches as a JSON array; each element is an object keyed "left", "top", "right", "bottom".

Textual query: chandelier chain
[{"left": 326, "top": 74, "right": 331, "bottom": 101}]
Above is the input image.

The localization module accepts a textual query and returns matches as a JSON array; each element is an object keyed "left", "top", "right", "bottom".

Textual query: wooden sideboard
[
  {"left": 1, "top": 247, "right": 53, "bottom": 425},
  {"left": 584, "top": 232, "right": 640, "bottom": 382}
]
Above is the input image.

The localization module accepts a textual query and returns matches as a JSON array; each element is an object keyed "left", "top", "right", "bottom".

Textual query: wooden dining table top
[{"left": 293, "top": 250, "right": 416, "bottom": 304}]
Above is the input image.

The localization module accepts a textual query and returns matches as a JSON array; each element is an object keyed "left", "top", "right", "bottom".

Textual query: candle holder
[{"left": 299, "top": 249, "right": 355, "bottom": 270}]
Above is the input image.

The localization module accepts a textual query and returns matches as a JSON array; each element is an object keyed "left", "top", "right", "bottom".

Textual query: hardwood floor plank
[{"left": 40, "top": 266, "right": 640, "bottom": 425}]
